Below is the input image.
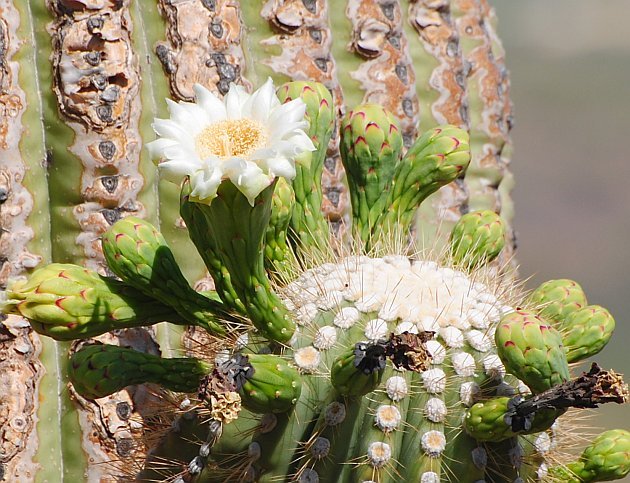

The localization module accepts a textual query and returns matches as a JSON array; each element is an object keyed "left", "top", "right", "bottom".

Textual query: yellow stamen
[{"left": 195, "top": 119, "right": 268, "bottom": 159}]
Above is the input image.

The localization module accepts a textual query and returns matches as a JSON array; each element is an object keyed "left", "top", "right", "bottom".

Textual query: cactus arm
[{"left": 3, "top": 2, "right": 86, "bottom": 481}]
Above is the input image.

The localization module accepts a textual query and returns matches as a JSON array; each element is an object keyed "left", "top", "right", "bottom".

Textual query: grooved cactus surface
[{"left": 4, "top": 1, "right": 610, "bottom": 483}]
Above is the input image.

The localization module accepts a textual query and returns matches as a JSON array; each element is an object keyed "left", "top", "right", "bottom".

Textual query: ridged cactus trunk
[{"left": 3, "top": 1, "right": 624, "bottom": 483}]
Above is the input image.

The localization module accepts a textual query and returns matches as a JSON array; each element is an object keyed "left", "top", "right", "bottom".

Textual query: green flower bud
[
  {"left": 239, "top": 354, "right": 302, "bottom": 414},
  {"left": 101, "top": 216, "right": 232, "bottom": 336},
  {"left": 563, "top": 305, "right": 615, "bottom": 363},
  {"left": 69, "top": 343, "right": 211, "bottom": 399},
  {"left": 449, "top": 210, "right": 506, "bottom": 268},
  {"left": 276, "top": 81, "right": 334, "bottom": 249},
  {"left": 377, "top": 125, "right": 471, "bottom": 236},
  {"left": 330, "top": 343, "right": 386, "bottom": 397},
  {"left": 265, "top": 177, "right": 296, "bottom": 277},
  {"left": 549, "top": 429, "right": 630, "bottom": 482},
  {"left": 340, "top": 104, "right": 403, "bottom": 239},
  {"left": 463, "top": 397, "right": 515, "bottom": 442},
  {"left": 529, "top": 278, "right": 587, "bottom": 322},
  {"left": 495, "top": 310, "right": 570, "bottom": 394},
  {"left": 3, "top": 263, "right": 183, "bottom": 340}
]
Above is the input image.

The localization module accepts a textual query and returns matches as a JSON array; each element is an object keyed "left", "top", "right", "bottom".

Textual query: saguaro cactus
[
  {"left": 0, "top": 2, "right": 623, "bottom": 483},
  {"left": 4, "top": 76, "right": 629, "bottom": 483}
]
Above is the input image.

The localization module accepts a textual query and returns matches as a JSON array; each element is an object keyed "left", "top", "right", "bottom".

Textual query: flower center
[{"left": 195, "top": 119, "right": 268, "bottom": 159}]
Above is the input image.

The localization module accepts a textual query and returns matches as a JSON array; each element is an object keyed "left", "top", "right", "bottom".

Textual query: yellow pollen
[{"left": 195, "top": 118, "right": 268, "bottom": 159}]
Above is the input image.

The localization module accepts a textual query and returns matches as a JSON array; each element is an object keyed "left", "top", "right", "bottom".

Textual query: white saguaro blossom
[{"left": 147, "top": 78, "right": 315, "bottom": 205}]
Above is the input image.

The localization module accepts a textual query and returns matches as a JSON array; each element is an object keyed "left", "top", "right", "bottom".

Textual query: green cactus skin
[
  {"left": 276, "top": 81, "right": 334, "bottom": 251},
  {"left": 180, "top": 181, "right": 295, "bottom": 344},
  {"left": 3, "top": 263, "right": 186, "bottom": 340},
  {"left": 529, "top": 278, "right": 588, "bottom": 322},
  {"left": 101, "top": 216, "right": 233, "bottom": 336},
  {"left": 548, "top": 429, "right": 630, "bottom": 482},
  {"left": 449, "top": 209, "right": 507, "bottom": 268},
  {"left": 68, "top": 344, "right": 211, "bottom": 400},
  {"left": 495, "top": 310, "right": 570, "bottom": 394},
  {"left": 339, "top": 104, "right": 403, "bottom": 243}
]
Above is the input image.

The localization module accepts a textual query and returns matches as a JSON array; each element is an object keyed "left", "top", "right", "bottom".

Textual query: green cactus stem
[
  {"left": 495, "top": 309, "right": 570, "bottom": 393},
  {"left": 548, "top": 429, "right": 630, "bottom": 482},
  {"left": 101, "top": 216, "right": 235, "bottom": 336},
  {"left": 69, "top": 343, "right": 212, "bottom": 399},
  {"left": 3, "top": 263, "right": 185, "bottom": 340},
  {"left": 449, "top": 209, "right": 507, "bottom": 269},
  {"left": 180, "top": 180, "right": 295, "bottom": 344}
]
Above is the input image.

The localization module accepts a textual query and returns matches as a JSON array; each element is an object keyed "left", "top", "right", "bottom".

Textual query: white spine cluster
[
  {"left": 421, "top": 430, "right": 446, "bottom": 457},
  {"left": 420, "top": 472, "right": 440, "bottom": 483},
  {"left": 367, "top": 442, "right": 391, "bottom": 468},
  {"left": 425, "top": 340, "right": 446, "bottom": 364},
  {"left": 313, "top": 326, "right": 337, "bottom": 350},
  {"left": 333, "top": 307, "right": 361, "bottom": 329},
  {"left": 294, "top": 346, "right": 321, "bottom": 373},
  {"left": 424, "top": 398, "right": 447, "bottom": 423},
  {"left": 452, "top": 352, "right": 476, "bottom": 376},
  {"left": 482, "top": 354, "right": 506, "bottom": 379},
  {"left": 364, "top": 318, "right": 389, "bottom": 341},
  {"left": 385, "top": 376, "right": 408, "bottom": 401},
  {"left": 422, "top": 368, "right": 447, "bottom": 394},
  {"left": 375, "top": 405, "right": 402, "bottom": 432},
  {"left": 460, "top": 381, "right": 480, "bottom": 406}
]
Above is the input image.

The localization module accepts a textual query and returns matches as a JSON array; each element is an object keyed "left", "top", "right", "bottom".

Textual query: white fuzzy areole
[{"left": 285, "top": 258, "right": 509, "bottom": 337}]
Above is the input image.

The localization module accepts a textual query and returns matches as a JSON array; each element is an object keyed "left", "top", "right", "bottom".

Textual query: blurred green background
[{"left": 494, "top": 0, "right": 630, "bottom": 467}]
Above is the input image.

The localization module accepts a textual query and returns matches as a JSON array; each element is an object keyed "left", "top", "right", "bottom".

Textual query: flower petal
[
  {"left": 224, "top": 159, "right": 274, "bottom": 205},
  {"left": 247, "top": 78, "right": 276, "bottom": 122},
  {"left": 262, "top": 156, "right": 296, "bottom": 179},
  {"left": 152, "top": 119, "right": 194, "bottom": 145},
  {"left": 158, "top": 158, "right": 202, "bottom": 183},
  {"left": 193, "top": 84, "right": 227, "bottom": 122},
  {"left": 190, "top": 168, "right": 222, "bottom": 202},
  {"left": 146, "top": 138, "right": 178, "bottom": 160},
  {"left": 166, "top": 99, "right": 210, "bottom": 136},
  {"left": 269, "top": 98, "right": 308, "bottom": 126},
  {"left": 225, "top": 83, "right": 250, "bottom": 120}
]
